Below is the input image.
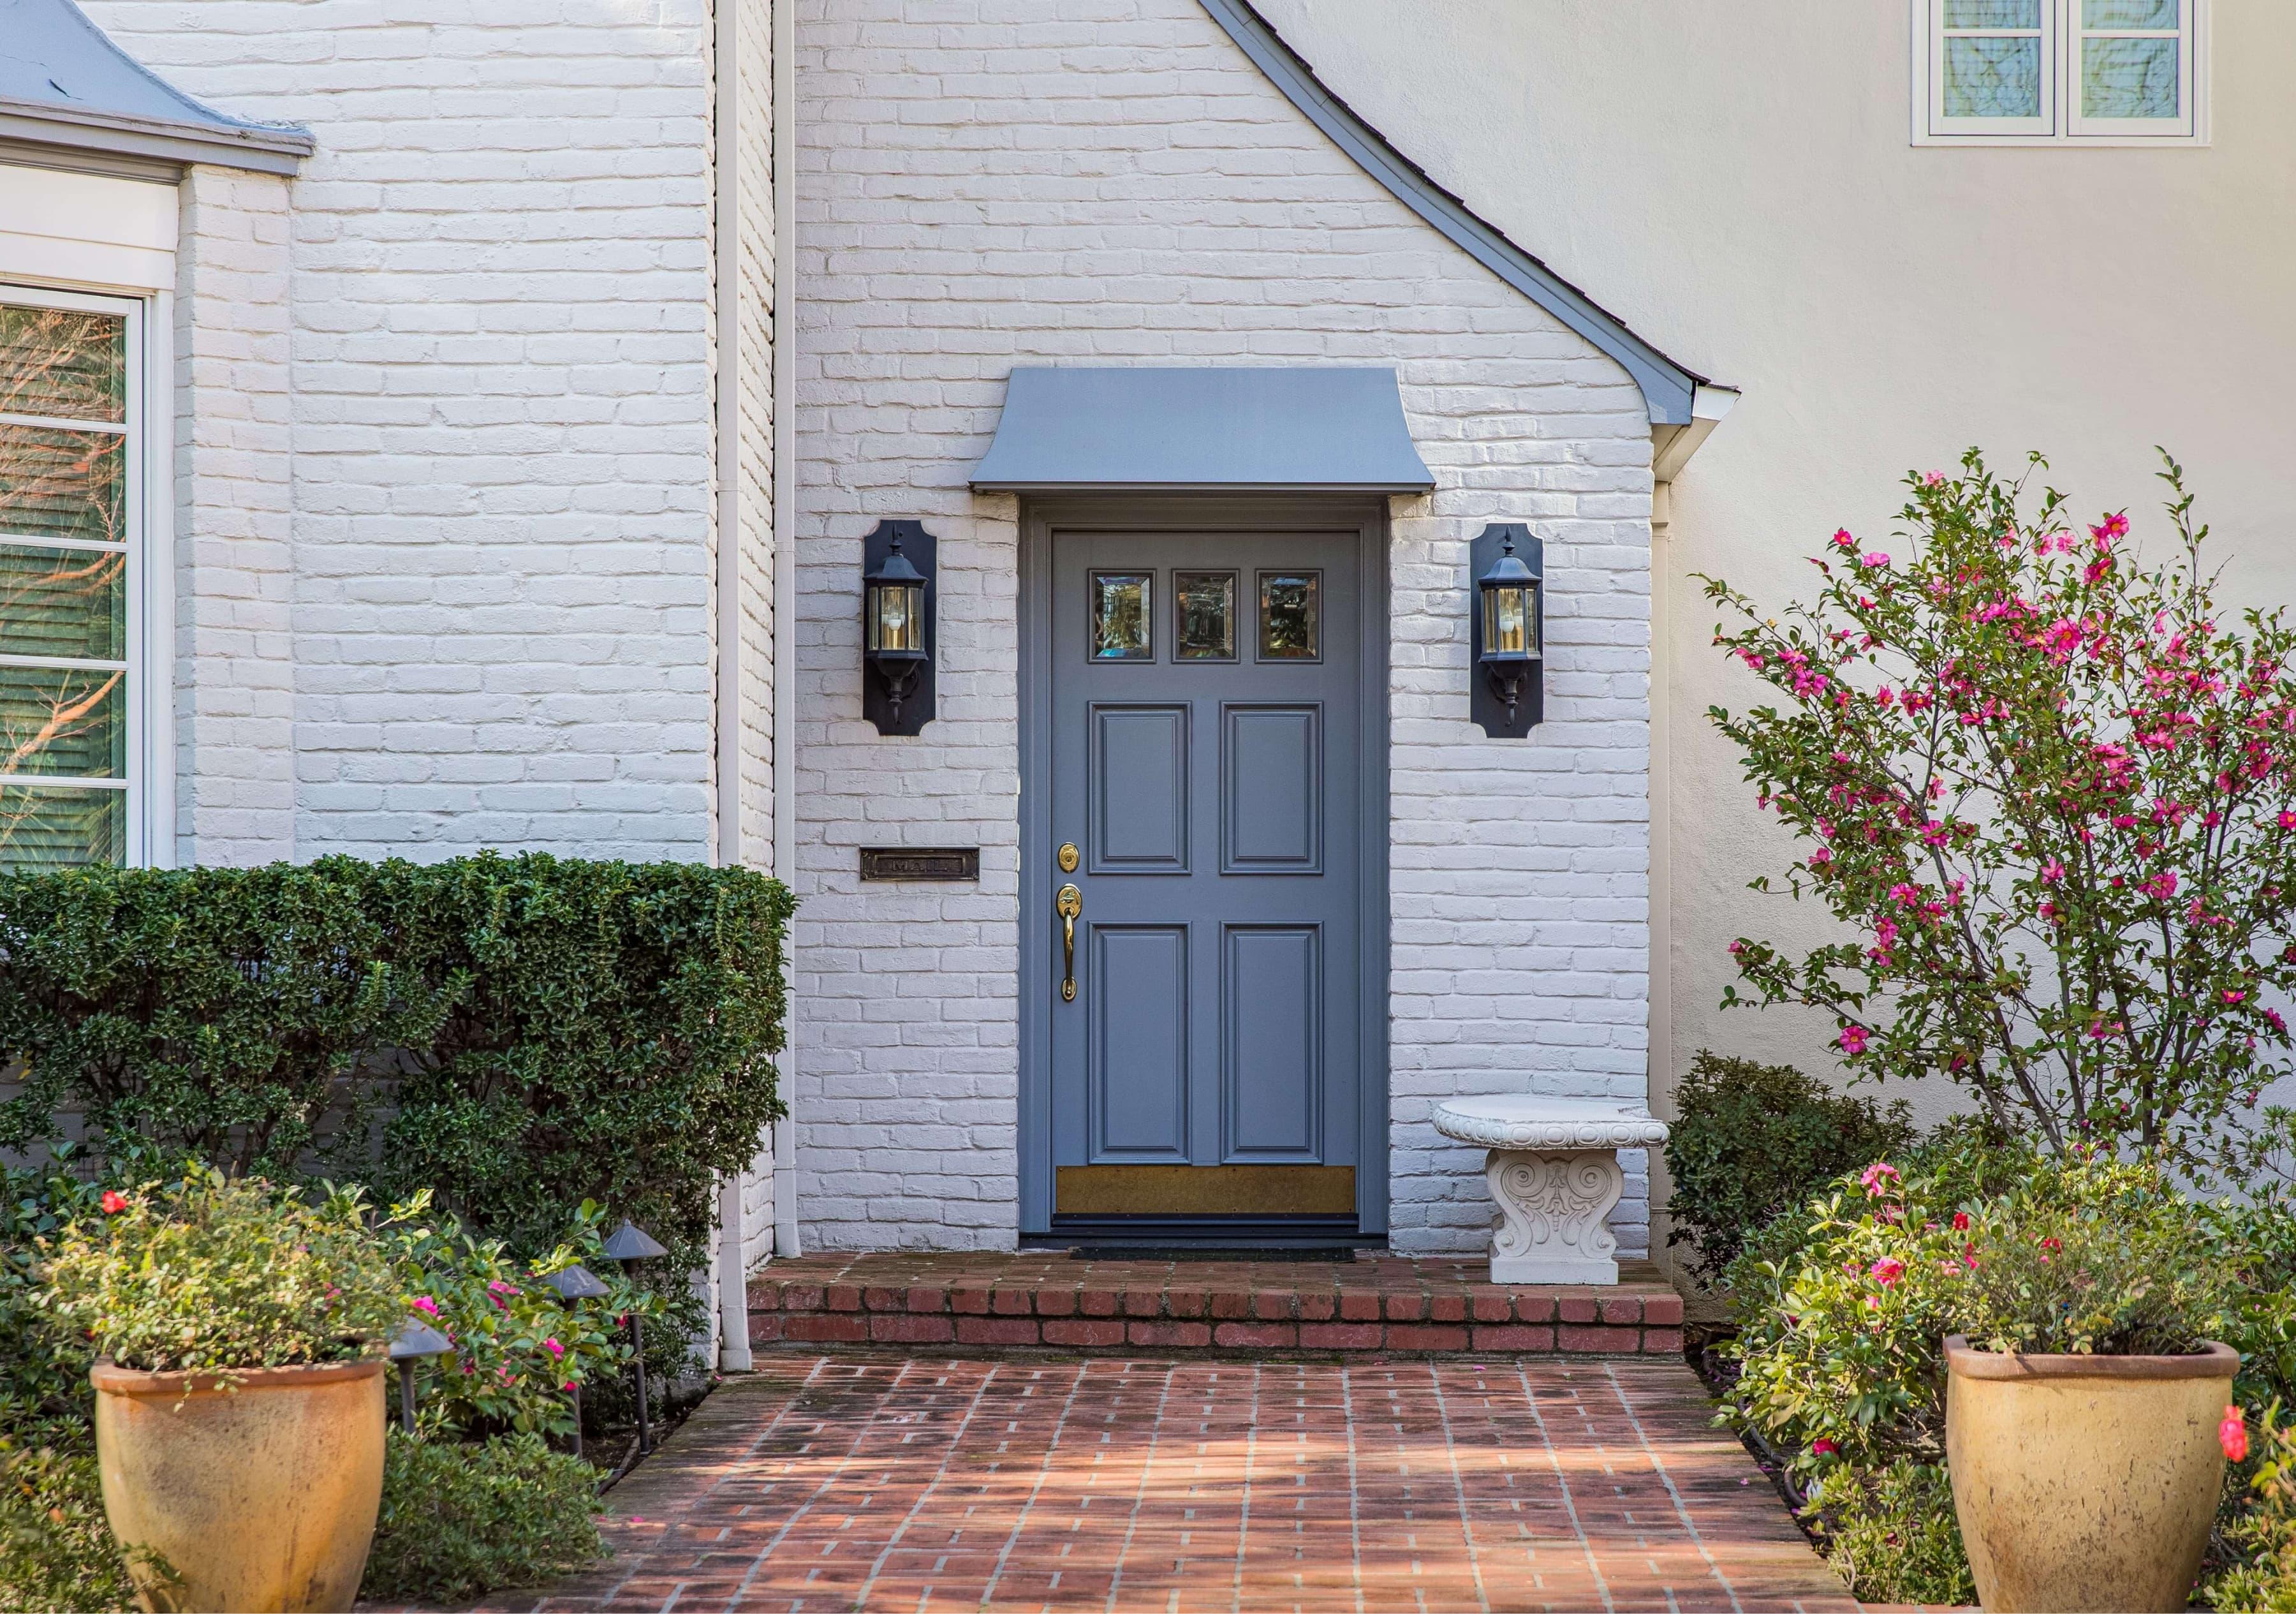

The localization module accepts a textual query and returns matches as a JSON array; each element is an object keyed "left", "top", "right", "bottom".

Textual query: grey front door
[{"left": 1044, "top": 521, "right": 1365, "bottom": 1230}]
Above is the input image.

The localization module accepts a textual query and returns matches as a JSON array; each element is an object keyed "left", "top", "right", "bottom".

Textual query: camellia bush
[{"left": 1704, "top": 450, "right": 2296, "bottom": 1162}]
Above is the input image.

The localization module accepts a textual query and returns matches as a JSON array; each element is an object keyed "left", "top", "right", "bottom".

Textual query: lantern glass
[
  {"left": 1482, "top": 581, "right": 1536, "bottom": 659},
  {"left": 867, "top": 581, "right": 925, "bottom": 653}
]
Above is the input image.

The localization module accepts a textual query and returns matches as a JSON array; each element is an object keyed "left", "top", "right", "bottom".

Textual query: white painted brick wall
[
  {"left": 85, "top": 0, "right": 721, "bottom": 862},
  {"left": 735, "top": 0, "right": 777, "bottom": 873},
  {"left": 792, "top": 0, "right": 1654, "bottom": 1255},
  {"left": 173, "top": 165, "right": 298, "bottom": 866}
]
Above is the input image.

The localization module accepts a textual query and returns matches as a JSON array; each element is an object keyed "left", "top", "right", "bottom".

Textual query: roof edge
[
  {"left": 1195, "top": 0, "right": 1712, "bottom": 427},
  {"left": 0, "top": 98, "right": 311, "bottom": 175}
]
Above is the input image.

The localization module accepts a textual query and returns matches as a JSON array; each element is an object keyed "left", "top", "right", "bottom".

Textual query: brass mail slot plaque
[
  {"left": 1056, "top": 1164, "right": 1355, "bottom": 1218},
  {"left": 859, "top": 847, "right": 980, "bottom": 882}
]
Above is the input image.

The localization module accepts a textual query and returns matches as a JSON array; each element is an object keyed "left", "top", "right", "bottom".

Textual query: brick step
[{"left": 748, "top": 1252, "right": 1683, "bottom": 1357}]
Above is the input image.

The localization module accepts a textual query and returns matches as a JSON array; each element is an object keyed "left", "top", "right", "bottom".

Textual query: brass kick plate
[{"left": 1056, "top": 1164, "right": 1355, "bottom": 1218}]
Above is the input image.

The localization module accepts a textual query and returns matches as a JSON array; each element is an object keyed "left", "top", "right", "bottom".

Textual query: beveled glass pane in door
[
  {"left": 1257, "top": 572, "right": 1320, "bottom": 661},
  {"left": 0, "top": 304, "right": 126, "bottom": 423},
  {"left": 0, "top": 424, "right": 127, "bottom": 544},
  {"left": 1090, "top": 572, "right": 1152, "bottom": 660},
  {"left": 0, "top": 544, "right": 126, "bottom": 661},
  {"left": 0, "top": 783, "right": 124, "bottom": 866},
  {"left": 0, "top": 664, "right": 126, "bottom": 777},
  {"left": 1174, "top": 571, "right": 1236, "bottom": 660}
]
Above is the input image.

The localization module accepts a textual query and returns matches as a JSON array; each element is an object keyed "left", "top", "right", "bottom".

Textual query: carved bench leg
[{"left": 1485, "top": 1148, "right": 1623, "bottom": 1284}]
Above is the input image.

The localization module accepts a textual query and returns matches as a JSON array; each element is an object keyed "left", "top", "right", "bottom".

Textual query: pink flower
[
  {"left": 1831, "top": 528, "right": 1857, "bottom": 551},
  {"left": 1869, "top": 1258, "right": 1906, "bottom": 1287},
  {"left": 2279, "top": 811, "right": 2296, "bottom": 831},
  {"left": 543, "top": 1336, "right": 565, "bottom": 1359},
  {"left": 99, "top": 1190, "right": 128, "bottom": 1215},
  {"left": 2041, "top": 859, "right": 2066, "bottom": 884},
  {"left": 1860, "top": 1162, "right": 1900, "bottom": 1192},
  {"left": 1861, "top": 552, "right": 1891, "bottom": 569},
  {"left": 411, "top": 1296, "right": 441, "bottom": 1317},
  {"left": 2226, "top": 989, "right": 2246, "bottom": 1004},
  {"left": 1923, "top": 470, "right": 1947, "bottom": 487},
  {"left": 2222, "top": 1406, "right": 2249, "bottom": 1463},
  {"left": 2141, "top": 871, "right": 2179, "bottom": 901},
  {"left": 1811, "top": 1438, "right": 1839, "bottom": 1457},
  {"left": 563, "top": 1380, "right": 577, "bottom": 1392},
  {"left": 1839, "top": 1025, "right": 1869, "bottom": 1056}
]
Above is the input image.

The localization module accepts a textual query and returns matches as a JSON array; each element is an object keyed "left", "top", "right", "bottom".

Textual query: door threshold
[{"left": 1027, "top": 1217, "right": 1378, "bottom": 1252}]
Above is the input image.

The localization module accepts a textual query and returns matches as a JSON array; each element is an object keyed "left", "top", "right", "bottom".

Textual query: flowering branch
[{"left": 1703, "top": 449, "right": 2296, "bottom": 1162}]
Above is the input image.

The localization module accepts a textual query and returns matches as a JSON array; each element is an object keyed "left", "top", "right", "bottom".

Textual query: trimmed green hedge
[
  {"left": 1663, "top": 1049, "right": 1918, "bottom": 1284},
  {"left": 0, "top": 854, "right": 793, "bottom": 1261}
]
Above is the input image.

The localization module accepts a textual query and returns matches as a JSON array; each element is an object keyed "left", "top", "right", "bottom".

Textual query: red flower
[
  {"left": 2221, "top": 1406, "right": 2249, "bottom": 1463},
  {"left": 1951, "top": 1211, "right": 1970, "bottom": 1231},
  {"left": 1811, "top": 1438, "right": 1839, "bottom": 1458},
  {"left": 1869, "top": 1258, "right": 1906, "bottom": 1287},
  {"left": 99, "top": 1191, "right": 128, "bottom": 1215}
]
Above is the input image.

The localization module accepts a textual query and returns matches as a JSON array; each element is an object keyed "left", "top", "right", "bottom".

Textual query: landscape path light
[
  {"left": 600, "top": 1218, "right": 668, "bottom": 1454},
  {"left": 543, "top": 1262, "right": 611, "bottom": 1458},
  {"left": 386, "top": 1317, "right": 453, "bottom": 1435}
]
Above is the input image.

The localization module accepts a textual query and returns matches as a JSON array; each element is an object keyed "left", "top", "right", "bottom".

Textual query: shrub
[
  {"left": 360, "top": 1432, "right": 606, "bottom": 1605},
  {"left": 2214, "top": 1407, "right": 2296, "bottom": 1613},
  {"left": 387, "top": 1200, "right": 663, "bottom": 1441},
  {"left": 2, "top": 1156, "right": 99, "bottom": 1439},
  {"left": 1813, "top": 1459, "right": 1975, "bottom": 1608},
  {"left": 0, "top": 860, "right": 447, "bottom": 1173},
  {"left": 0, "top": 854, "right": 793, "bottom": 1285},
  {"left": 1702, "top": 451, "right": 2296, "bottom": 1164},
  {"left": 0, "top": 1445, "right": 136, "bottom": 1613},
  {"left": 355, "top": 853, "right": 793, "bottom": 1262},
  {"left": 40, "top": 1171, "right": 402, "bottom": 1375},
  {"left": 1665, "top": 1050, "right": 1917, "bottom": 1282}
]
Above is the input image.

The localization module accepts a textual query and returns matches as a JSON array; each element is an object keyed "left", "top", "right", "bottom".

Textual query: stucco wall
[
  {"left": 1250, "top": 0, "right": 2296, "bottom": 1280},
  {"left": 790, "top": 0, "right": 1656, "bottom": 1254},
  {"left": 82, "top": 0, "right": 721, "bottom": 864}
]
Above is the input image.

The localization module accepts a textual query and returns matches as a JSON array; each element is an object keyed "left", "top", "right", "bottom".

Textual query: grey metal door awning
[{"left": 971, "top": 366, "right": 1434, "bottom": 494}]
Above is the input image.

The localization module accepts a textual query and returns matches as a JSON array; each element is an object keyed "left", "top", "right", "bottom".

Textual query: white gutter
[
  {"left": 769, "top": 0, "right": 802, "bottom": 1262},
  {"left": 711, "top": 0, "right": 754, "bottom": 1373}
]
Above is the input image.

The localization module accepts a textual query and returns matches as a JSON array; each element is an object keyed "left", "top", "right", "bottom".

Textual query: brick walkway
[
  {"left": 496, "top": 1353, "right": 1854, "bottom": 1613},
  {"left": 752, "top": 1253, "right": 1685, "bottom": 1356}
]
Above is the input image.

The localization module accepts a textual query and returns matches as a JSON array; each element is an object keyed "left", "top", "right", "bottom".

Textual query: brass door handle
[{"left": 1056, "top": 884, "right": 1082, "bottom": 1002}]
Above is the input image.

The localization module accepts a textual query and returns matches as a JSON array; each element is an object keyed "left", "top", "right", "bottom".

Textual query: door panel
[
  {"left": 1222, "top": 703, "right": 1321, "bottom": 872},
  {"left": 1223, "top": 924, "right": 1320, "bottom": 1159},
  {"left": 1090, "top": 704, "right": 1189, "bottom": 873},
  {"left": 1089, "top": 925, "right": 1190, "bottom": 1160},
  {"left": 1047, "top": 522, "right": 1361, "bottom": 1228}
]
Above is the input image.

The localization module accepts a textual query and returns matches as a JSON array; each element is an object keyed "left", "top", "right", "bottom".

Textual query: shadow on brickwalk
[{"left": 450, "top": 1352, "right": 1867, "bottom": 1614}]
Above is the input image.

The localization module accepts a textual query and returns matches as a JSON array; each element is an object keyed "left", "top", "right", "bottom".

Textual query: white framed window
[
  {"left": 0, "top": 285, "right": 166, "bottom": 869},
  {"left": 1914, "top": 0, "right": 2207, "bottom": 145}
]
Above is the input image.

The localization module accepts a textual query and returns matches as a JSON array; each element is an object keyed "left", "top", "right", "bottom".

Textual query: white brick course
[
  {"left": 791, "top": 0, "right": 1654, "bottom": 1255},
  {"left": 172, "top": 165, "right": 298, "bottom": 866},
  {"left": 84, "top": 0, "right": 723, "bottom": 862}
]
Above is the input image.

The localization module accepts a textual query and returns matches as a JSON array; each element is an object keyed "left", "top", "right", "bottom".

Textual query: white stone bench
[{"left": 1429, "top": 1096, "right": 1670, "bottom": 1285}]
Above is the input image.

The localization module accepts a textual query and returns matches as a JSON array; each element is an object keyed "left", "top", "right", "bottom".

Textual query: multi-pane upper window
[
  {"left": 1916, "top": 0, "right": 2206, "bottom": 144},
  {"left": 0, "top": 292, "right": 141, "bottom": 869}
]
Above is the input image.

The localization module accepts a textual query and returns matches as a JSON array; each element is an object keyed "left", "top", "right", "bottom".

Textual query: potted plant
[
  {"left": 41, "top": 1171, "right": 406, "bottom": 1613},
  {"left": 1942, "top": 1189, "right": 2242, "bottom": 1613}
]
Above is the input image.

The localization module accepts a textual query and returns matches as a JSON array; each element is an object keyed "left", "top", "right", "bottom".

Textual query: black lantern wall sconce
[
  {"left": 1471, "top": 522, "right": 1544, "bottom": 737},
  {"left": 862, "top": 519, "right": 937, "bottom": 736}
]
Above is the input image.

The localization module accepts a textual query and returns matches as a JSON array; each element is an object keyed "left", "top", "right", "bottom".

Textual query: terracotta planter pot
[
  {"left": 92, "top": 1358, "right": 386, "bottom": 1613},
  {"left": 1943, "top": 1333, "right": 2237, "bottom": 1613}
]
